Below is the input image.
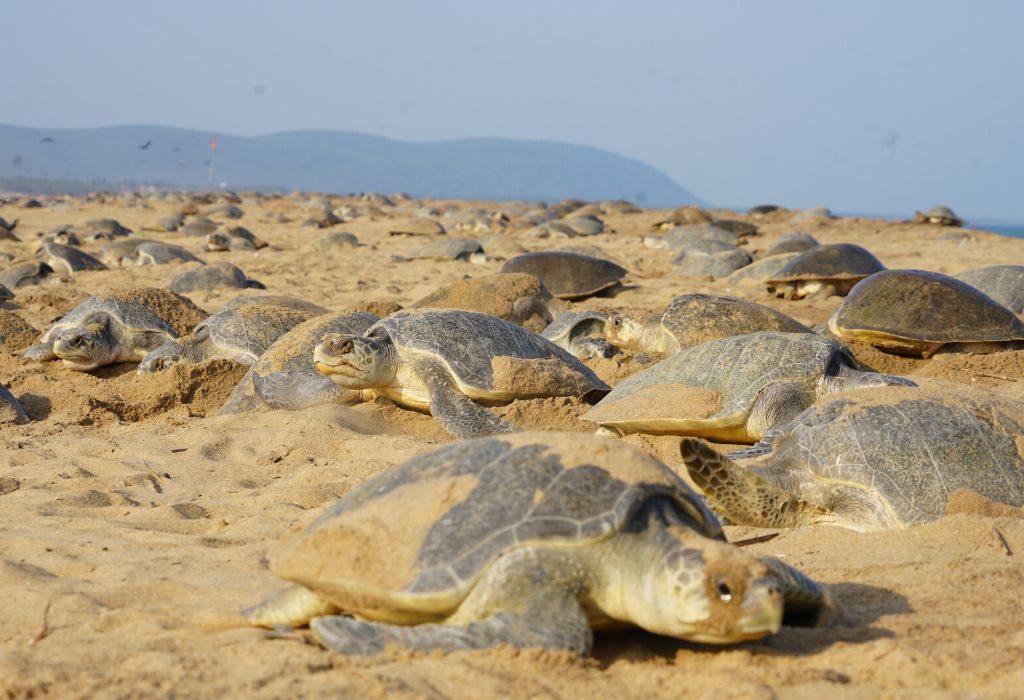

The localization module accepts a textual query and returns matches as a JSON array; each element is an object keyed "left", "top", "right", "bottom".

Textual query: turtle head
[
  {"left": 626, "top": 524, "right": 783, "bottom": 644},
  {"left": 314, "top": 333, "right": 397, "bottom": 389},
  {"left": 604, "top": 314, "right": 641, "bottom": 346},
  {"left": 52, "top": 314, "right": 121, "bottom": 371},
  {"left": 206, "top": 232, "right": 231, "bottom": 252}
]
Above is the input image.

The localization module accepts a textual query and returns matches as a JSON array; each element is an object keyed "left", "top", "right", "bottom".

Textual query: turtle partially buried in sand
[
  {"left": 219, "top": 310, "right": 383, "bottom": 414},
  {"left": 500, "top": 251, "right": 627, "bottom": 300},
  {"left": 23, "top": 287, "right": 207, "bottom": 371},
  {"left": 139, "top": 295, "right": 327, "bottom": 372},
  {"left": 245, "top": 432, "right": 830, "bottom": 655},
  {"left": 953, "top": 265, "right": 1024, "bottom": 315},
  {"left": 410, "top": 272, "right": 552, "bottom": 332},
  {"left": 313, "top": 309, "right": 610, "bottom": 438},
  {"left": 680, "top": 388, "right": 1024, "bottom": 531},
  {"left": 541, "top": 310, "right": 616, "bottom": 359},
  {"left": 584, "top": 331, "right": 914, "bottom": 443},
  {"left": 606, "top": 294, "right": 812, "bottom": 354},
  {"left": 827, "top": 269, "right": 1024, "bottom": 357}
]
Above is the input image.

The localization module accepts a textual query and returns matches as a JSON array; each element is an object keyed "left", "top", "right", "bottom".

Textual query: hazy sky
[{"left": 6, "top": 1, "right": 1024, "bottom": 219}]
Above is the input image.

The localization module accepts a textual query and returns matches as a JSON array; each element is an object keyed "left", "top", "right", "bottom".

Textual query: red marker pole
[{"left": 207, "top": 137, "right": 219, "bottom": 189}]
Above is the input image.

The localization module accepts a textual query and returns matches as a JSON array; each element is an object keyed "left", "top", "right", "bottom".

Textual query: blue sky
[{"left": 6, "top": 1, "right": 1024, "bottom": 219}]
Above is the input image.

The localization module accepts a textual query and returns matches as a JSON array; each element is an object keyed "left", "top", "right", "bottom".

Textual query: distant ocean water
[{"left": 976, "top": 223, "right": 1024, "bottom": 239}]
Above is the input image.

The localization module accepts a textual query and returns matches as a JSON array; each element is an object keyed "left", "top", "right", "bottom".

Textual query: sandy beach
[{"left": 2, "top": 194, "right": 1023, "bottom": 699}]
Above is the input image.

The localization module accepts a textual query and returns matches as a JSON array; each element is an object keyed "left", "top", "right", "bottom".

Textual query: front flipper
[
  {"left": 245, "top": 585, "right": 339, "bottom": 628},
  {"left": 23, "top": 342, "right": 57, "bottom": 362},
  {"left": 414, "top": 358, "right": 517, "bottom": 438},
  {"left": 680, "top": 438, "right": 808, "bottom": 528},
  {"left": 312, "top": 596, "right": 592, "bottom": 655},
  {"left": 253, "top": 371, "right": 346, "bottom": 410}
]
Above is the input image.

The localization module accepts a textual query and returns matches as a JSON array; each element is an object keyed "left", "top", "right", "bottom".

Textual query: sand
[{"left": 1, "top": 195, "right": 1023, "bottom": 698}]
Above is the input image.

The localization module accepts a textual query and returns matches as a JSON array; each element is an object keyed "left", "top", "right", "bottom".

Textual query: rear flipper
[{"left": 680, "top": 438, "right": 810, "bottom": 528}]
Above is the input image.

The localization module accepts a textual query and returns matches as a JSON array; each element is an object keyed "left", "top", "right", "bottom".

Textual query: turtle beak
[
  {"left": 313, "top": 335, "right": 358, "bottom": 375},
  {"left": 737, "top": 578, "right": 783, "bottom": 639}
]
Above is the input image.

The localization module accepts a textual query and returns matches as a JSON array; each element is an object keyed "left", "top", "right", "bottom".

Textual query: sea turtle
[
  {"left": 168, "top": 262, "right": 265, "bottom": 294},
  {"left": 827, "top": 269, "right": 1024, "bottom": 357},
  {"left": 0, "top": 384, "right": 28, "bottom": 424},
  {"left": 649, "top": 206, "right": 712, "bottom": 231},
  {"left": 35, "top": 242, "right": 107, "bottom": 273},
  {"left": 541, "top": 310, "right": 617, "bottom": 359},
  {"left": 765, "top": 243, "right": 886, "bottom": 299},
  {"left": 953, "top": 265, "right": 1024, "bottom": 315},
  {"left": 476, "top": 234, "right": 526, "bottom": 260},
  {"left": 680, "top": 388, "right": 1024, "bottom": 531},
  {"left": 763, "top": 232, "right": 819, "bottom": 257},
  {"left": 74, "top": 218, "right": 132, "bottom": 238},
  {"left": 139, "top": 295, "right": 327, "bottom": 372},
  {"left": 23, "top": 287, "right": 207, "bottom": 371},
  {"left": 500, "top": 251, "right": 627, "bottom": 300},
  {"left": 244, "top": 432, "right": 830, "bottom": 655},
  {"left": 606, "top": 294, "right": 812, "bottom": 354},
  {"left": 584, "top": 331, "right": 914, "bottom": 443},
  {"left": 525, "top": 221, "right": 579, "bottom": 239},
  {"left": 389, "top": 219, "right": 446, "bottom": 236},
  {"left": 399, "top": 238, "right": 484, "bottom": 262},
  {"left": 99, "top": 238, "right": 158, "bottom": 266},
  {"left": 748, "top": 204, "right": 781, "bottom": 216},
  {"left": 219, "top": 310, "right": 380, "bottom": 414},
  {"left": 206, "top": 226, "right": 267, "bottom": 252},
  {"left": 564, "top": 215, "right": 605, "bottom": 236},
  {"left": 0, "top": 262, "right": 54, "bottom": 288},
  {"left": 140, "top": 213, "right": 186, "bottom": 232},
  {"left": 788, "top": 208, "right": 834, "bottom": 223},
  {"left": 725, "top": 253, "right": 801, "bottom": 285},
  {"left": 132, "top": 241, "right": 205, "bottom": 265},
  {"left": 309, "top": 231, "right": 360, "bottom": 252},
  {"left": 203, "top": 203, "right": 245, "bottom": 220},
  {"left": 0, "top": 283, "right": 13, "bottom": 302},
  {"left": 653, "top": 223, "right": 747, "bottom": 251},
  {"left": 0, "top": 218, "right": 19, "bottom": 241},
  {"left": 673, "top": 243, "right": 752, "bottom": 276},
  {"left": 312, "top": 309, "right": 610, "bottom": 438},
  {"left": 913, "top": 206, "right": 963, "bottom": 227},
  {"left": 411, "top": 273, "right": 552, "bottom": 332},
  {"left": 301, "top": 209, "right": 342, "bottom": 229},
  {"left": 179, "top": 218, "right": 220, "bottom": 237},
  {"left": 710, "top": 220, "right": 759, "bottom": 237}
]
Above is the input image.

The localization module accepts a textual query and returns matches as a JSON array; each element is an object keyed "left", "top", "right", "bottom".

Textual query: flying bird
[{"left": 138, "top": 140, "right": 152, "bottom": 150}]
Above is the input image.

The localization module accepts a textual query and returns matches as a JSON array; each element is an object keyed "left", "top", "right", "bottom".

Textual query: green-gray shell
[
  {"left": 195, "top": 295, "right": 328, "bottom": 356},
  {"left": 585, "top": 332, "right": 854, "bottom": 430},
  {"left": 168, "top": 262, "right": 265, "bottom": 294},
  {"left": 673, "top": 244, "right": 752, "bottom": 276},
  {"left": 730, "top": 390, "right": 1024, "bottom": 525},
  {"left": 831, "top": 269, "right": 1024, "bottom": 343},
  {"left": 766, "top": 243, "right": 885, "bottom": 283},
  {"left": 660, "top": 294, "right": 812, "bottom": 349},
  {"left": 377, "top": 309, "right": 609, "bottom": 394},
  {"left": 763, "top": 232, "right": 819, "bottom": 257},
  {"left": 726, "top": 253, "right": 801, "bottom": 284},
  {"left": 38, "top": 295, "right": 178, "bottom": 344},
  {"left": 220, "top": 311, "right": 379, "bottom": 413},
  {"left": 541, "top": 310, "right": 608, "bottom": 346},
  {"left": 500, "top": 252, "right": 627, "bottom": 299},
  {"left": 953, "top": 266, "right": 1024, "bottom": 314},
  {"left": 270, "top": 432, "right": 722, "bottom": 601}
]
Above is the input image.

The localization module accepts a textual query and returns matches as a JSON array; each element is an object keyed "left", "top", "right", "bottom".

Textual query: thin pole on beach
[{"left": 207, "top": 136, "right": 219, "bottom": 189}]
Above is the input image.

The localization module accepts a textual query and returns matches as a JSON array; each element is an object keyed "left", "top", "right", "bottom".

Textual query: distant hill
[{"left": 0, "top": 124, "right": 702, "bottom": 206}]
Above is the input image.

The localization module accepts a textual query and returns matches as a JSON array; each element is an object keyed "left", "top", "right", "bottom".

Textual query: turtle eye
[
  {"left": 613, "top": 318, "right": 622, "bottom": 327},
  {"left": 715, "top": 577, "right": 733, "bottom": 602}
]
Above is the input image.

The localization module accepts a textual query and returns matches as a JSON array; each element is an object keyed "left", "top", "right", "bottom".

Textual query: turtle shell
[
  {"left": 584, "top": 332, "right": 851, "bottom": 440},
  {"left": 659, "top": 294, "right": 812, "bottom": 350},
  {"left": 168, "top": 262, "right": 263, "bottom": 293},
  {"left": 378, "top": 309, "right": 608, "bottom": 400},
  {"left": 733, "top": 388, "right": 1024, "bottom": 527},
  {"left": 953, "top": 265, "right": 1024, "bottom": 315},
  {"left": 828, "top": 269, "right": 1024, "bottom": 352},
  {"left": 40, "top": 288, "right": 206, "bottom": 342},
  {"left": 269, "top": 431, "right": 722, "bottom": 621},
  {"left": 726, "top": 253, "right": 800, "bottom": 284},
  {"left": 500, "top": 251, "right": 627, "bottom": 299},
  {"left": 541, "top": 310, "right": 608, "bottom": 346},
  {"left": 766, "top": 243, "right": 884, "bottom": 284},
  {"left": 410, "top": 272, "right": 551, "bottom": 330},
  {"left": 196, "top": 296, "right": 327, "bottom": 360}
]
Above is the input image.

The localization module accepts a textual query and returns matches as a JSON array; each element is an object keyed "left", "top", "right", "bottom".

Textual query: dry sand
[{"left": 1, "top": 195, "right": 1023, "bottom": 698}]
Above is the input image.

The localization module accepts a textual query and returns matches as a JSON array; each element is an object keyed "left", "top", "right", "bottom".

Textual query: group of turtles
[{"left": 2, "top": 194, "right": 1023, "bottom": 658}]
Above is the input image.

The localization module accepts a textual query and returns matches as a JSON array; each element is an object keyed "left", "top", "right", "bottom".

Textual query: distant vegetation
[{"left": 0, "top": 124, "right": 702, "bottom": 206}]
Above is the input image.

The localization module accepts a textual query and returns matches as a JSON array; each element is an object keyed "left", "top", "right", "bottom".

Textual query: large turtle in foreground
[
  {"left": 827, "top": 269, "right": 1024, "bottom": 357},
  {"left": 313, "top": 309, "right": 610, "bottom": 438},
  {"left": 953, "top": 265, "right": 1024, "bottom": 315},
  {"left": 219, "top": 310, "right": 381, "bottom": 414},
  {"left": 584, "top": 331, "right": 914, "bottom": 443},
  {"left": 765, "top": 243, "right": 885, "bottom": 299},
  {"left": 139, "top": 295, "right": 327, "bottom": 372},
  {"left": 680, "top": 388, "right": 1024, "bottom": 531},
  {"left": 245, "top": 432, "right": 830, "bottom": 655},
  {"left": 606, "top": 294, "right": 812, "bottom": 354},
  {"left": 23, "top": 288, "right": 207, "bottom": 371}
]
